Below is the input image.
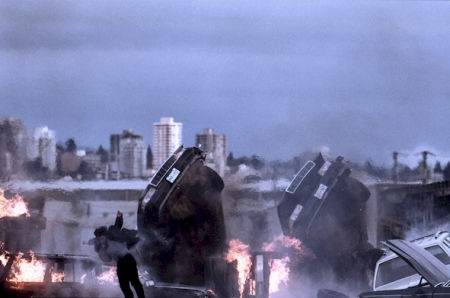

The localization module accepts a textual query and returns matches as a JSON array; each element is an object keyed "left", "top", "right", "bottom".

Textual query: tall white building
[
  {"left": 195, "top": 128, "right": 227, "bottom": 176},
  {"left": 119, "top": 130, "right": 147, "bottom": 178},
  {"left": 28, "top": 126, "right": 56, "bottom": 171},
  {"left": 109, "top": 134, "right": 121, "bottom": 162},
  {"left": 153, "top": 117, "right": 182, "bottom": 169}
]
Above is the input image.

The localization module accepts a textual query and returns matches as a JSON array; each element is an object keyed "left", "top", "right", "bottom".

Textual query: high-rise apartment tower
[{"left": 153, "top": 117, "right": 182, "bottom": 169}]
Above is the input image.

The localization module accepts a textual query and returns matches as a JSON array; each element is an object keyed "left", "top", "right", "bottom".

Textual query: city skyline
[
  {"left": 3, "top": 115, "right": 448, "bottom": 172},
  {"left": 1, "top": 1, "right": 450, "bottom": 166}
]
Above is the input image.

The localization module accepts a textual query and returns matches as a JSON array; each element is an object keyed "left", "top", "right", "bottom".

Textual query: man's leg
[
  {"left": 123, "top": 254, "right": 145, "bottom": 298},
  {"left": 117, "top": 256, "right": 134, "bottom": 298}
]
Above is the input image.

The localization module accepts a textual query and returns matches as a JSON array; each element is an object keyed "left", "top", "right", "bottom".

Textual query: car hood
[{"left": 385, "top": 239, "right": 450, "bottom": 287}]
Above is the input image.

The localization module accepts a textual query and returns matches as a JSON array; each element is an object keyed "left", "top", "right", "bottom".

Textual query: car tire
[{"left": 317, "top": 289, "right": 349, "bottom": 298}]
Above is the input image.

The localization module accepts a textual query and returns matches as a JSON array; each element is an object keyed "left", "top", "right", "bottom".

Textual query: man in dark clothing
[
  {"left": 87, "top": 211, "right": 145, "bottom": 298},
  {"left": 117, "top": 253, "right": 144, "bottom": 298}
]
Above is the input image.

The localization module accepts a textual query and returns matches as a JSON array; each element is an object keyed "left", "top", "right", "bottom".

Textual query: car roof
[
  {"left": 412, "top": 231, "right": 450, "bottom": 246},
  {"left": 378, "top": 231, "right": 450, "bottom": 262},
  {"left": 385, "top": 239, "right": 450, "bottom": 287}
]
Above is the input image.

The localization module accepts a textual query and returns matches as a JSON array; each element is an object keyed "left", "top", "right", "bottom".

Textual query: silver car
[{"left": 373, "top": 231, "right": 450, "bottom": 291}]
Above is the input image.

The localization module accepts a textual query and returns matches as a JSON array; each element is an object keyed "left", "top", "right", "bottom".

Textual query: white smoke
[{"left": 404, "top": 222, "right": 450, "bottom": 242}]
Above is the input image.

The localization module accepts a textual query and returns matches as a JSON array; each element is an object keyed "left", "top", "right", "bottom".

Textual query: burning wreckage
[
  {"left": 1, "top": 146, "right": 449, "bottom": 297},
  {"left": 136, "top": 148, "right": 385, "bottom": 297},
  {"left": 0, "top": 250, "right": 123, "bottom": 298},
  {"left": 277, "top": 154, "right": 386, "bottom": 294},
  {"left": 278, "top": 155, "right": 450, "bottom": 298},
  {"left": 137, "top": 146, "right": 234, "bottom": 297},
  {"left": 0, "top": 191, "right": 124, "bottom": 297}
]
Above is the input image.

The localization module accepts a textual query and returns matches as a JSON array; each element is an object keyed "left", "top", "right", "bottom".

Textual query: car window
[
  {"left": 375, "top": 257, "right": 416, "bottom": 287},
  {"left": 425, "top": 245, "right": 450, "bottom": 265}
]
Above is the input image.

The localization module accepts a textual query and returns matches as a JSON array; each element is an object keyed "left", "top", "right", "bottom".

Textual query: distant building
[
  {"left": 83, "top": 152, "right": 105, "bottom": 179},
  {"left": 110, "top": 134, "right": 121, "bottom": 162},
  {"left": 108, "top": 133, "right": 122, "bottom": 180},
  {"left": 119, "top": 130, "right": 146, "bottom": 178},
  {"left": 107, "top": 161, "right": 120, "bottom": 180},
  {"left": 28, "top": 126, "right": 57, "bottom": 171},
  {"left": 153, "top": 117, "right": 182, "bottom": 169},
  {"left": 0, "top": 118, "right": 27, "bottom": 176},
  {"left": 196, "top": 128, "right": 226, "bottom": 176},
  {"left": 60, "top": 152, "right": 81, "bottom": 175}
]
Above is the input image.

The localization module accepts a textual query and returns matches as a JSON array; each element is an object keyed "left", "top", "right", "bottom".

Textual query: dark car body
[
  {"left": 278, "top": 154, "right": 378, "bottom": 290},
  {"left": 138, "top": 145, "right": 196, "bottom": 223},
  {"left": 277, "top": 154, "right": 351, "bottom": 239},
  {"left": 137, "top": 146, "right": 235, "bottom": 297}
]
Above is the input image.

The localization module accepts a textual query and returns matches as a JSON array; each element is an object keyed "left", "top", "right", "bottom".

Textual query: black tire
[{"left": 317, "top": 288, "right": 349, "bottom": 298}]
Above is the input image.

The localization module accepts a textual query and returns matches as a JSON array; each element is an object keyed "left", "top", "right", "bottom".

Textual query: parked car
[
  {"left": 373, "top": 231, "right": 450, "bottom": 291},
  {"left": 318, "top": 238, "right": 450, "bottom": 298}
]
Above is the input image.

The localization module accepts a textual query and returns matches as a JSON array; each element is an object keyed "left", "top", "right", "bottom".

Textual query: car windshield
[
  {"left": 375, "top": 245, "right": 449, "bottom": 287},
  {"left": 426, "top": 245, "right": 450, "bottom": 265}
]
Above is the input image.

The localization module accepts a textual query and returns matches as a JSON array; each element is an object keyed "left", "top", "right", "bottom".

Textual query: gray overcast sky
[{"left": 1, "top": 0, "right": 450, "bottom": 165}]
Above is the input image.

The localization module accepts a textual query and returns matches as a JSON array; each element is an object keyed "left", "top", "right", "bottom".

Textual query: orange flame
[
  {"left": 262, "top": 235, "right": 305, "bottom": 295},
  {"left": 0, "top": 242, "right": 8, "bottom": 266},
  {"left": 51, "top": 271, "right": 65, "bottom": 283},
  {"left": 267, "top": 257, "right": 290, "bottom": 293},
  {"left": 80, "top": 273, "right": 87, "bottom": 284},
  {"left": 0, "top": 189, "right": 30, "bottom": 218},
  {"left": 9, "top": 252, "right": 46, "bottom": 283},
  {"left": 97, "top": 267, "right": 118, "bottom": 285},
  {"left": 225, "top": 239, "right": 252, "bottom": 298},
  {"left": 262, "top": 235, "right": 303, "bottom": 255},
  {"left": 0, "top": 243, "right": 64, "bottom": 284}
]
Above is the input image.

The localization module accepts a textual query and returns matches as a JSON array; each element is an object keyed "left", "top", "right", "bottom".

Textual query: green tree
[
  {"left": 250, "top": 155, "right": 265, "bottom": 170},
  {"left": 23, "top": 158, "right": 50, "bottom": 180},
  {"left": 97, "top": 145, "right": 109, "bottom": 163},
  {"left": 78, "top": 160, "right": 95, "bottom": 180},
  {"left": 434, "top": 161, "right": 443, "bottom": 173},
  {"left": 65, "top": 138, "right": 77, "bottom": 153},
  {"left": 226, "top": 152, "right": 234, "bottom": 166},
  {"left": 443, "top": 162, "right": 450, "bottom": 181}
]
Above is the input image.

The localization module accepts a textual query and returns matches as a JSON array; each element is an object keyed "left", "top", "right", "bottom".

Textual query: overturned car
[
  {"left": 137, "top": 146, "right": 237, "bottom": 297},
  {"left": 277, "top": 154, "right": 382, "bottom": 289}
]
